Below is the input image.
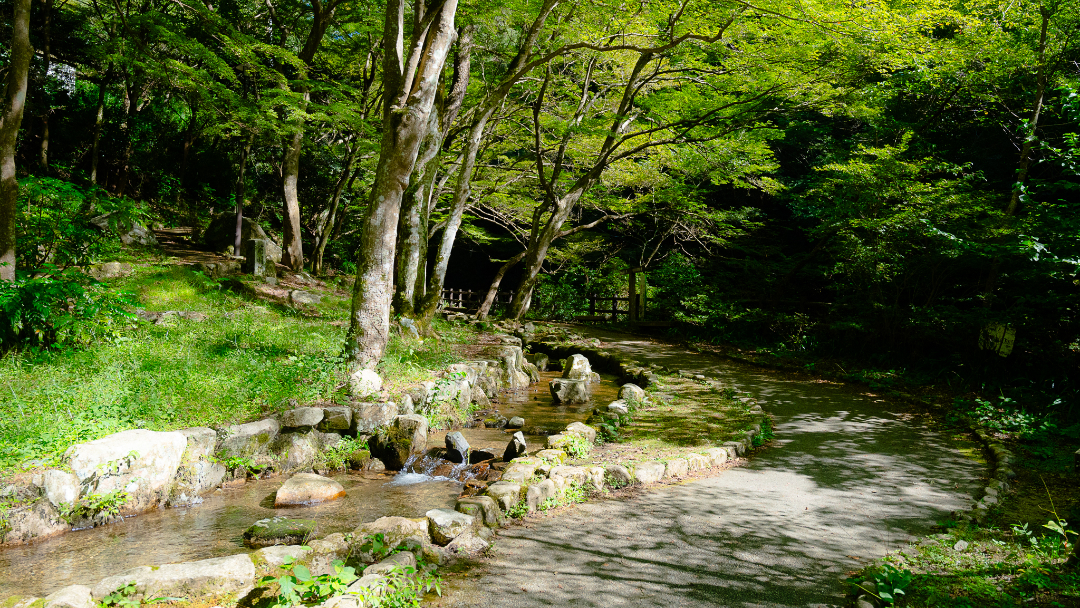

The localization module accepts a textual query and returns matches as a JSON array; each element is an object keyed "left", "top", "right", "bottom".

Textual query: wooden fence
[{"left": 440, "top": 288, "right": 511, "bottom": 313}]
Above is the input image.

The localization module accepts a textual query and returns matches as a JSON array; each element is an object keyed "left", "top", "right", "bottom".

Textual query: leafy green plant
[
  {"left": 561, "top": 434, "right": 592, "bottom": 459},
  {"left": 867, "top": 564, "right": 914, "bottom": 605},
  {"left": 99, "top": 582, "right": 140, "bottom": 608},
  {"left": 0, "top": 270, "right": 136, "bottom": 353},
  {"left": 318, "top": 437, "right": 369, "bottom": 471},
  {"left": 505, "top": 498, "right": 530, "bottom": 519},
  {"left": 259, "top": 555, "right": 358, "bottom": 608},
  {"left": 357, "top": 533, "right": 393, "bottom": 561},
  {"left": 62, "top": 489, "right": 130, "bottom": 524}
]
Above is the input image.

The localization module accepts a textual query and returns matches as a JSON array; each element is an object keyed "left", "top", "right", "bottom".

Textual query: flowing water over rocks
[
  {"left": 442, "top": 328, "right": 984, "bottom": 608},
  {"left": 0, "top": 367, "right": 620, "bottom": 598}
]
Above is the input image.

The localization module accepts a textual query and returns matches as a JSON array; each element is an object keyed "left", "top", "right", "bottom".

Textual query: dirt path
[{"left": 438, "top": 328, "right": 983, "bottom": 608}]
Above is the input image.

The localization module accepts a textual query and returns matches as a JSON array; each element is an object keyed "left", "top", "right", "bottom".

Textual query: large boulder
[
  {"left": 243, "top": 517, "right": 316, "bottom": 548},
  {"left": 349, "top": 369, "right": 383, "bottom": 399},
  {"left": 219, "top": 419, "right": 280, "bottom": 458},
  {"left": 65, "top": 429, "right": 187, "bottom": 512},
  {"left": 274, "top": 473, "right": 346, "bottom": 507},
  {"left": 201, "top": 214, "right": 282, "bottom": 263},
  {"left": 565, "top": 422, "right": 597, "bottom": 444},
  {"left": 369, "top": 415, "right": 429, "bottom": 470},
  {"left": 561, "top": 354, "right": 593, "bottom": 380},
  {"left": 42, "top": 470, "right": 80, "bottom": 509},
  {"left": 352, "top": 402, "right": 397, "bottom": 434},
  {"left": 455, "top": 496, "right": 504, "bottom": 528},
  {"left": 271, "top": 432, "right": 320, "bottom": 470},
  {"left": 619, "top": 383, "right": 646, "bottom": 403},
  {"left": 352, "top": 517, "right": 429, "bottom": 552},
  {"left": 319, "top": 407, "right": 353, "bottom": 431},
  {"left": 426, "top": 508, "right": 475, "bottom": 545},
  {"left": 91, "top": 554, "right": 255, "bottom": 600},
  {"left": 633, "top": 461, "right": 666, "bottom": 484},
  {"left": 43, "top": 585, "right": 95, "bottom": 608},
  {"left": 549, "top": 378, "right": 590, "bottom": 404},
  {"left": 444, "top": 432, "right": 470, "bottom": 464}
]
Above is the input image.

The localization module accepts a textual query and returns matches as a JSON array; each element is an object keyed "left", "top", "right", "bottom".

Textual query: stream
[{"left": 0, "top": 372, "right": 617, "bottom": 598}]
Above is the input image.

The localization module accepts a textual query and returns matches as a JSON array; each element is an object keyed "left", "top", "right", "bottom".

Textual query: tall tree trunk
[
  {"left": 312, "top": 139, "right": 359, "bottom": 275},
  {"left": 508, "top": 52, "right": 654, "bottom": 319},
  {"left": 281, "top": 119, "right": 306, "bottom": 269},
  {"left": 233, "top": 132, "right": 255, "bottom": 253},
  {"left": 415, "top": 4, "right": 559, "bottom": 325},
  {"left": 38, "top": 0, "right": 53, "bottom": 170},
  {"left": 0, "top": 0, "right": 32, "bottom": 281},
  {"left": 345, "top": 0, "right": 459, "bottom": 369},
  {"left": 89, "top": 83, "right": 105, "bottom": 186},
  {"left": 179, "top": 97, "right": 198, "bottom": 229},
  {"left": 278, "top": 0, "right": 338, "bottom": 272},
  {"left": 982, "top": 5, "right": 1052, "bottom": 306},
  {"left": 116, "top": 79, "right": 138, "bottom": 196},
  {"left": 394, "top": 107, "right": 442, "bottom": 316}
]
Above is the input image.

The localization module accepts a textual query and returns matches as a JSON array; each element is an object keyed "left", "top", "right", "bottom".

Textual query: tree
[
  {"left": 344, "top": 0, "right": 461, "bottom": 369},
  {"left": 0, "top": 0, "right": 33, "bottom": 282}
]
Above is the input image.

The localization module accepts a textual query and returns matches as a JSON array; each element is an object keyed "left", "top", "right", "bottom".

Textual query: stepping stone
[{"left": 274, "top": 473, "right": 345, "bottom": 506}]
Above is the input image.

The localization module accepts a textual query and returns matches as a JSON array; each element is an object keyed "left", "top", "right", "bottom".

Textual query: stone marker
[
  {"left": 243, "top": 239, "right": 266, "bottom": 276},
  {"left": 274, "top": 473, "right": 346, "bottom": 507}
]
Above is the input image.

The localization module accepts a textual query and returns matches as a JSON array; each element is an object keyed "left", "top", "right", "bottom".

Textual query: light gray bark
[
  {"left": 345, "top": 0, "right": 459, "bottom": 368},
  {"left": 89, "top": 84, "right": 105, "bottom": 186},
  {"left": 0, "top": 0, "right": 32, "bottom": 281}
]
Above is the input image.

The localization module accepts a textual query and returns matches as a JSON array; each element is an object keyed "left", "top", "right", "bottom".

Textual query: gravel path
[{"left": 438, "top": 329, "right": 983, "bottom": 607}]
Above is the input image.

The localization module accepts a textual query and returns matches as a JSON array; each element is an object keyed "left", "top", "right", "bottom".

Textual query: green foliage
[
  {"left": 98, "top": 582, "right": 140, "bottom": 608},
  {"left": 0, "top": 270, "right": 136, "bottom": 353},
  {"left": 872, "top": 564, "right": 914, "bottom": 605},
  {"left": 538, "top": 483, "right": 588, "bottom": 511},
  {"left": 318, "top": 437, "right": 369, "bottom": 472},
  {"left": 356, "top": 533, "right": 392, "bottom": 561},
  {"left": 0, "top": 266, "right": 353, "bottom": 474},
  {"left": 560, "top": 434, "right": 592, "bottom": 459},
  {"left": 752, "top": 416, "right": 774, "bottom": 447},
  {"left": 505, "top": 498, "right": 530, "bottom": 520},
  {"left": 259, "top": 556, "right": 357, "bottom": 608},
  {"left": 16, "top": 177, "right": 145, "bottom": 272},
  {"left": 61, "top": 490, "right": 130, "bottom": 524}
]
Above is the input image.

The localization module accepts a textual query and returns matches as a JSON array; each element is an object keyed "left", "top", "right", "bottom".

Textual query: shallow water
[
  {"left": 0, "top": 371, "right": 618, "bottom": 598},
  {"left": 0, "top": 472, "right": 461, "bottom": 597}
]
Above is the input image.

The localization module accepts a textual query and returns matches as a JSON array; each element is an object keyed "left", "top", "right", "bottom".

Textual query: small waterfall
[{"left": 388, "top": 453, "right": 478, "bottom": 485}]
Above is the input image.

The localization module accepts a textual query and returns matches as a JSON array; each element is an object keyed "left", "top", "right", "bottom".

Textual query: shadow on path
[{"left": 440, "top": 329, "right": 983, "bottom": 608}]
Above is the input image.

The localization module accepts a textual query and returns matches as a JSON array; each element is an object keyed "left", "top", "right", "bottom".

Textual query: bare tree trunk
[
  {"left": 179, "top": 96, "right": 198, "bottom": 229},
  {"left": 312, "top": 139, "right": 359, "bottom": 275},
  {"left": 89, "top": 84, "right": 105, "bottom": 186},
  {"left": 233, "top": 132, "right": 255, "bottom": 253},
  {"left": 38, "top": 0, "right": 53, "bottom": 170},
  {"left": 345, "top": 0, "right": 459, "bottom": 368},
  {"left": 508, "top": 52, "right": 655, "bottom": 319},
  {"left": 415, "top": 4, "right": 559, "bottom": 326},
  {"left": 393, "top": 120, "right": 439, "bottom": 316},
  {"left": 0, "top": 0, "right": 32, "bottom": 281},
  {"left": 476, "top": 251, "right": 525, "bottom": 319},
  {"left": 281, "top": 122, "right": 306, "bottom": 269}
]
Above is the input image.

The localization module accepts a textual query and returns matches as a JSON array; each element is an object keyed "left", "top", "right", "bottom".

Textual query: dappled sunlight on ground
[{"left": 439, "top": 328, "right": 982, "bottom": 608}]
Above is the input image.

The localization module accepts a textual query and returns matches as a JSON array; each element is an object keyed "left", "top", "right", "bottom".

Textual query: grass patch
[{"left": 0, "top": 264, "right": 460, "bottom": 476}]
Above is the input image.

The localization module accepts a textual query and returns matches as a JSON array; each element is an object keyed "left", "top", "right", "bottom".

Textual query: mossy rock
[
  {"left": 347, "top": 448, "right": 371, "bottom": 470},
  {"left": 243, "top": 516, "right": 317, "bottom": 548}
]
